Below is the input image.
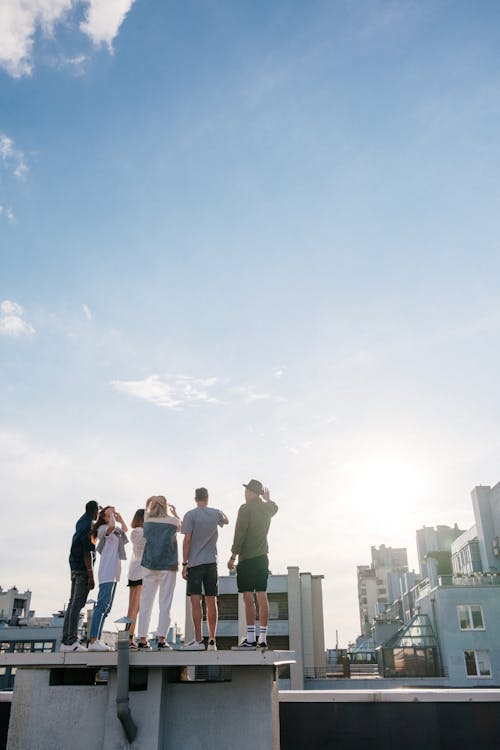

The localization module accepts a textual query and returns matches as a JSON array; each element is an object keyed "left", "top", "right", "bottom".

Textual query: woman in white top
[
  {"left": 88, "top": 505, "right": 128, "bottom": 652},
  {"left": 127, "top": 508, "right": 145, "bottom": 649}
]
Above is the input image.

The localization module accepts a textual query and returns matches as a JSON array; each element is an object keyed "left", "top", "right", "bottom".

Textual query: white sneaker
[
  {"left": 88, "top": 640, "right": 110, "bottom": 652},
  {"left": 60, "top": 642, "right": 87, "bottom": 652},
  {"left": 207, "top": 639, "right": 217, "bottom": 652},
  {"left": 180, "top": 640, "right": 205, "bottom": 651}
]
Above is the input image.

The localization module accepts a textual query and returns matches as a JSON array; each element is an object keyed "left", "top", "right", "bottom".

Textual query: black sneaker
[
  {"left": 138, "top": 642, "right": 152, "bottom": 651},
  {"left": 257, "top": 641, "right": 268, "bottom": 650},
  {"left": 232, "top": 639, "right": 257, "bottom": 650},
  {"left": 157, "top": 641, "right": 172, "bottom": 650}
]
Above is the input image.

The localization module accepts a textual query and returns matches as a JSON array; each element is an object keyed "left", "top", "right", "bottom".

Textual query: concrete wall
[{"left": 419, "top": 584, "right": 500, "bottom": 686}]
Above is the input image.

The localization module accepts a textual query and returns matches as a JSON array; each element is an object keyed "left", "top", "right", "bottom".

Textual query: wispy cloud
[
  {"left": 0, "top": 205, "right": 15, "bottom": 223},
  {"left": 233, "top": 385, "right": 275, "bottom": 402},
  {"left": 111, "top": 374, "right": 221, "bottom": 411},
  {"left": 0, "top": 133, "right": 28, "bottom": 179},
  {"left": 112, "top": 374, "right": 285, "bottom": 410},
  {"left": 0, "top": 0, "right": 135, "bottom": 78},
  {"left": 80, "top": 0, "right": 136, "bottom": 50},
  {"left": 0, "top": 300, "right": 35, "bottom": 337},
  {"left": 82, "top": 303, "right": 92, "bottom": 321}
]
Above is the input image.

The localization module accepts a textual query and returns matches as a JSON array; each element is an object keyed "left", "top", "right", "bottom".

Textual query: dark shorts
[
  {"left": 186, "top": 563, "right": 218, "bottom": 597},
  {"left": 236, "top": 555, "right": 269, "bottom": 593},
  {"left": 127, "top": 579, "right": 142, "bottom": 587}
]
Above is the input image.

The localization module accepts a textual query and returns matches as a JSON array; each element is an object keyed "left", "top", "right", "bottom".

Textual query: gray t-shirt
[{"left": 182, "top": 506, "right": 226, "bottom": 568}]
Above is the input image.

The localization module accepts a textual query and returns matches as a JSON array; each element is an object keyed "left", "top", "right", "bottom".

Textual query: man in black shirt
[{"left": 61, "top": 500, "right": 99, "bottom": 652}]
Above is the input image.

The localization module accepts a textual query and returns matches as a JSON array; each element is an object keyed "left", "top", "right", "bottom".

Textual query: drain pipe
[{"left": 115, "top": 618, "right": 138, "bottom": 743}]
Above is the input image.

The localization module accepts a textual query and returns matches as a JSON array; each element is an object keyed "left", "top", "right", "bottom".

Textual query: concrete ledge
[
  {"left": 280, "top": 688, "right": 500, "bottom": 702},
  {"left": 0, "top": 649, "right": 295, "bottom": 668}
]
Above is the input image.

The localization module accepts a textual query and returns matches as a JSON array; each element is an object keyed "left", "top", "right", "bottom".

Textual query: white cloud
[
  {"left": 0, "top": 205, "right": 15, "bottom": 223},
  {"left": 80, "top": 0, "right": 136, "bottom": 49},
  {"left": 82, "top": 303, "right": 92, "bottom": 320},
  {"left": 273, "top": 367, "right": 285, "bottom": 379},
  {"left": 111, "top": 374, "right": 221, "bottom": 411},
  {"left": 0, "top": 299, "right": 35, "bottom": 337},
  {"left": 0, "top": 133, "right": 28, "bottom": 179},
  {"left": 0, "top": 0, "right": 73, "bottom": 77},
  {"left": 0, "top": 0, "right": 135, "bottom": 78}
]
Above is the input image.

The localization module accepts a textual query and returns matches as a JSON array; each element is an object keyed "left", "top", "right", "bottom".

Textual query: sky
[{"left": 2, "top": 0, "right": 500, "bottom": 647}]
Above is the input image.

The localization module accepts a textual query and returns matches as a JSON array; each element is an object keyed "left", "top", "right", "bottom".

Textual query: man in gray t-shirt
[{"left": 181, "top": 487, "right": 228, "bottom": 651}]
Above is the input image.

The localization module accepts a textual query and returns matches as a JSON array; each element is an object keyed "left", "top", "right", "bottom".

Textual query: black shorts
[
  {"left": 186, "top": 563, "right": 218, "bottom": 597},
  {"left": 236, "top": 555, "right": 269, "bottom": 593},
  {"left": 127, "top": 579, "right": 142, "bottom": 587}
]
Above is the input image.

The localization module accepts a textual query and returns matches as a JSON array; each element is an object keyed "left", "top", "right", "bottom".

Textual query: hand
[
  {"left": 88, "top": 575, "right": 95, "bottom": 590},
  {"left": 262, "top": 487, "right": 271, "bottom": 502},
  {"left": 182, "top": 564, "right": 188, "bottom": 580},
  {"left": 227, "top": 557, "right": 235, "bottom": 570}
]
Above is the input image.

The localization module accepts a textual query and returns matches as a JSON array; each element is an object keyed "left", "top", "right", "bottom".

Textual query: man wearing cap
[
  {"left": 61, "top": 500, "right": 99, "bottom": 652},
  {"left": 181, "top": 488, "right": 229, "bottom": 651},
  {"left": 228, "top": 480, "right": 278, "bottom": 649}
]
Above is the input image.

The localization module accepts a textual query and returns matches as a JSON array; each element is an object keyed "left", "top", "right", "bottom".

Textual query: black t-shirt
[{"left": 68, "top": 512, "right": 95, "bottom": 572}]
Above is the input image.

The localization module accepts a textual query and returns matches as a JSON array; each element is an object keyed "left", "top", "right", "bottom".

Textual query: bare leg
[
  {"left": 190, "top": 594, "right": 203, "bottom": 641},
  {"left": 256, "top": 592, "right": 269, "bottom": 627},
  {"left": 127, "top": 586, "right": 142, "bottom": 639},
  {"left": 205, "top": 596, "right": 218, "bottom": 640},
  {"left": 243, "top": 591, "right": 256, "bottom": 626}
]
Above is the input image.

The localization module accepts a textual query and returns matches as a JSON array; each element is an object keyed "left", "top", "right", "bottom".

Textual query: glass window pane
[
  {"left": 457, "top": 606, "right": 470, "bottom": 629},
  {"left": 464, "top": 650, "right": 477, "bottom": 676},
  {"left": 471, "top": 606, "right": 484, "bottom": 629},
  {"left": 477, "top": 651, "right": 491, "bottom": 676}
]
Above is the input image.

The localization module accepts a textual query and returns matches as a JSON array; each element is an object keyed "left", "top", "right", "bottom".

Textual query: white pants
[{"left": 138, "top": 569, "right": 177, "bottom": 638}]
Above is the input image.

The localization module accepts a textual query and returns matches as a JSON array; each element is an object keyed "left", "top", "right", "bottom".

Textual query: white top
[
  {"left": 97, "top": 524, "right": 121, "bottom": 584},
  {"left": 128, "top": 527, "right": 146, "bottom": 582}
]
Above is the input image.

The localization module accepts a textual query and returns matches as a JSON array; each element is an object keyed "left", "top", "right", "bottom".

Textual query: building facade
[{"left": 184, "top": 566, "right": 326, "bottom": 689}]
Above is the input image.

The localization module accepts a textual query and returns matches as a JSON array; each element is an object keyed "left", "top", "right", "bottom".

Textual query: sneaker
[
  {"left": 88, "top": 640, "right": 110, "bottom": 652},
  {"left": 180, "top": 640, "right": 205, "bottom": 651},
  {"left": 157, "top": 641, "right": 172, "bottom": 650},
  {"left": 232, "top": 639, "right": 257, "bottom": 650},
  {"left": 138, "top": 641, "right": 152, "bottom": 651},
  {"left": 257, "top": 641, "right": 268, "bottom": 650},
  {"left": 60, "top": 642, "right": 87, "bottom": 653},
  {"left": 207, "top": 639, "right": 217, "bottom": 652}
]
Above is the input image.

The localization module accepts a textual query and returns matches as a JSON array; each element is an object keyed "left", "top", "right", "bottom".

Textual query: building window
[
  {"left": 457, "top": 605, "right": 484, "bottom": 630},
  {"left": 464, "top": 650, "right": 491, "bottom": 677}
]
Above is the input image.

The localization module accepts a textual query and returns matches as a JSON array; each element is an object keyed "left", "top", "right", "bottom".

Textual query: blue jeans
[
  {"left": 62, "top": 570, "right": 90, "bottom": 645},
  {"left": 89, "top": 582, "right": 116, "bottom": 640}
]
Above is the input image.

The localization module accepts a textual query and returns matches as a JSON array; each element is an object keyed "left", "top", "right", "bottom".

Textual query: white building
[
  {"left": 357, "top": 545, "right": 408, "bottom": 634},
  {"left": 377, "top": 482, "right": 500, "bottom": 686}
]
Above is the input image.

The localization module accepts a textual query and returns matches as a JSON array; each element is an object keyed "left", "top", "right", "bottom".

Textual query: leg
[
  {"left": 62, "top": 571, "right": 90, "bottom": 645},
  {"left": 137, "top": 571, "right": 159, "bottom": 641},
  {"left": 190, "top": 595, "right": 203, "bottom": 642},
  {"left": 243, "top": 591, "right": 256, "bottom": 626},
  {"left": 205, "top": 596, "right": 218, "bottom": 640},
  {"left": 127, "top": 585, "right": 142, "bottom": 639},
  {"left": 97, "top": 582, "right": 116, "bottom": 639},
  {"left": 157, "top": 570, "right": 177, "bottom": 638},
  {"left": 256, "top": 592, "right": 269, "bottom": 628},
  {"left": 89, "top": 582, "right": 114, "bottom": 642}
]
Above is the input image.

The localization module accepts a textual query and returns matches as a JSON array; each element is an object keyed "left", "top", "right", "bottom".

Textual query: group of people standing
[{"left": 60, "top": 479, "right": 278, "bottom": 653}]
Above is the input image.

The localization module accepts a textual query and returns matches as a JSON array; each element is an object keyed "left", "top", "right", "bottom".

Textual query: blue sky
[{"left": 2, "top": 0, "right": 500, "bottom": 644}]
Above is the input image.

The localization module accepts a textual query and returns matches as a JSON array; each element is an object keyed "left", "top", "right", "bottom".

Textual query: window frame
[
  {"left": 457, "top": 604, "right": 485, "bottom": 631},
  {"left": 464, "top": 649, "right": 492, "bottom": 678}
]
